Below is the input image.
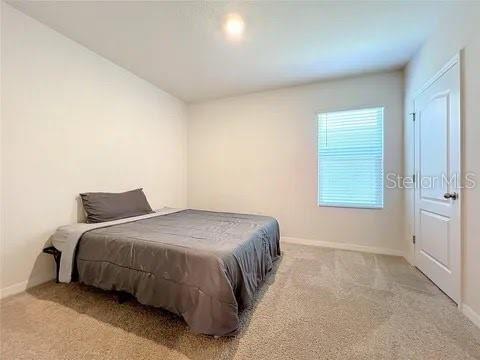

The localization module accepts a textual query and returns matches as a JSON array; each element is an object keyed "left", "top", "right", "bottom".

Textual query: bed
[{"left": 50, "top": 208, "right": 281, "bottom": 336}]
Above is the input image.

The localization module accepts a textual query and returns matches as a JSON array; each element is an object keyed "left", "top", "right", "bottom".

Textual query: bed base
[
  {"left": 114, "top": 292, "right": 131, "bottom": 304},
  {"left": 42, "top": 246, "right": 62, "bottom": 283}
]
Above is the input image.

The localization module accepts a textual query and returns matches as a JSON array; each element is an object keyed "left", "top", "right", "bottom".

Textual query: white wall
[
  {"left": 188, "top": 71, "right": 404, "bottom": 254},
  {"left": 0, "top": 4, "right": 187, "bottom": 296},
  {"left": 404, "top": 4, "right": 480, "bottom": 324}
]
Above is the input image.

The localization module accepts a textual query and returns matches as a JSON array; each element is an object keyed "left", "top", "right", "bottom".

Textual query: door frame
[{"left": 412, "top": 52, "right": 463, "bottom": 306}]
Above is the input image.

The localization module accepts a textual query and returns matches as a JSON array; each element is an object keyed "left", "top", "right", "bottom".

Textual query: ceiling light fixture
[{"left": 223, "top": 13, "right": 245, "bottom": 39}]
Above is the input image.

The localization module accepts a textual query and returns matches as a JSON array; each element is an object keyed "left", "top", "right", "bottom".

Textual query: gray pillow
[{"left": 80, "top": 188, "right": 153, "bottom": 223}]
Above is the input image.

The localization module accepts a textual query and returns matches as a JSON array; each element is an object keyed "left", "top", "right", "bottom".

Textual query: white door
[{"left": 414, "top": 55, "right": 461, "bottom": 303}]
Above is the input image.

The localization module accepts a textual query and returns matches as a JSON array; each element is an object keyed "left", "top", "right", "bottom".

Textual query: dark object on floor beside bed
[{"left": 75, "top": 209, "right": 281, "bottom": 336}]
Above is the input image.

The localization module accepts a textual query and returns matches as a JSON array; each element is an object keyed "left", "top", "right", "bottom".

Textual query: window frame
[{"left": 316, "top": 106, "right": 385, "bottom": 210}]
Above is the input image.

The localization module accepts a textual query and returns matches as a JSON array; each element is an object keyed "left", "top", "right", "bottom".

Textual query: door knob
[{"left": 443, "top": 192, "right": 458, "bottom": 200}]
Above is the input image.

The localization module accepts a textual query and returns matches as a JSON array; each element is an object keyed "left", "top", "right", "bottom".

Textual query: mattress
[{"left": 75, "top": 209, "right": 281, "bottom": 336}]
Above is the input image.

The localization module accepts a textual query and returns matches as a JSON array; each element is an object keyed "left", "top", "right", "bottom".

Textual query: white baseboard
[
  {"left": 404, "top": 252, "right": 415, "bottom": 266},
  {"left": 282, "top": 236, "right": 405, "bottom": 257},
  {"left": 0, "top": 272, "right": 55, "bottom": 300},
  {"left": 462, "top": 304, "right": 480, "bottom": 329}
]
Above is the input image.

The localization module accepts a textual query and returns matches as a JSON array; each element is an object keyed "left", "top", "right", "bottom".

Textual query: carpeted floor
[{"left": 1, "top": 242, "right": 480, "bottom": 359}]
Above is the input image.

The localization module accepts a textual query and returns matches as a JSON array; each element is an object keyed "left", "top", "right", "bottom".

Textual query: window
[{"left": 318, "top": 107, "right": 384, "bottom": 209}]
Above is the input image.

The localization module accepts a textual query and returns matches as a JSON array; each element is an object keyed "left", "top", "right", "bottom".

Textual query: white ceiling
[{"left": 8, "top": 1, "right": 455, "bottom": 102}]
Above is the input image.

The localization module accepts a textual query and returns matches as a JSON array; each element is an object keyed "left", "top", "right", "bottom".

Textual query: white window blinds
[{"left": 318, "top": 107, "right": 384, "bottom": 209}]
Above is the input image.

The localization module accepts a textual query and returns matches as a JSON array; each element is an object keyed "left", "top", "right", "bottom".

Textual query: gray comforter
[{"left": 75, "top": 209, "right": 281, "bottom": 336}]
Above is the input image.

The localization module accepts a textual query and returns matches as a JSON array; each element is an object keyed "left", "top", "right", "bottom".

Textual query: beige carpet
[{"left": 1, "top": 243, "right": 479, "bottom": 359}]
